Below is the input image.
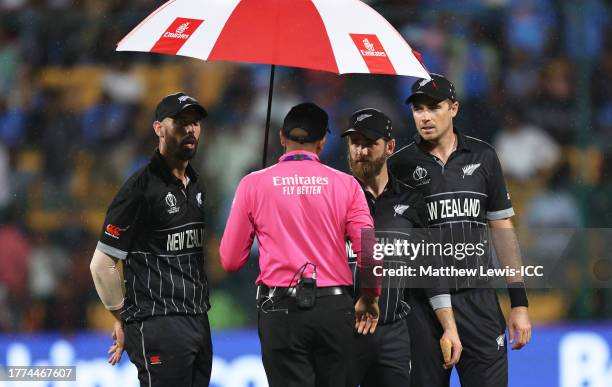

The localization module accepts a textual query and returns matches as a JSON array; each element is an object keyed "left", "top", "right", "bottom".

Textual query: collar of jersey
[
  {"left": 151, "top": 149, "right": 198, "bottom": 186},
  {"left": 359, "top": 170, "right": 402, "bottom": 199},
  {"left": 414, "top": 127, "right": 471, "bottom": 153},
  {"left": 279, "top": 150, "right": 320, "bottom": 162}
]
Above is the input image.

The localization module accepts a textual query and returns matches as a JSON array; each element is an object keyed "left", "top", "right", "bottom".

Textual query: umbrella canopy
[
  {"left": 117, "top": 0, "right": 430, "bottom": 166},
  {"left": 118, "top": 0, "right": 428, "bottom": 78}
]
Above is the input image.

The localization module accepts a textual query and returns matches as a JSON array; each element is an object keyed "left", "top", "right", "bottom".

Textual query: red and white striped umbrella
[
  {"left": 117, "top": 0, "right": 428, "bottom": 78},
  {"left": 117, "top": 0, "right": 430, "bottom": 166}
]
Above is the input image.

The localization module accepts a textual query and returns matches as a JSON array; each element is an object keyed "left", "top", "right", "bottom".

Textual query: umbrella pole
[{"left": 262, "top": 64, "right": 276, "bottom": 168}]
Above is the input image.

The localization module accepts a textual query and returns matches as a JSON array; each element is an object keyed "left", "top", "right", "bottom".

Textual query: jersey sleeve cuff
[
  {"left": 96, "top": 241, "right": 128, "bottom": 260},
  {"left": 486, "top": 207, "right": 514, "bottom": 220},
  {"left": 429, "top": 294, "right": 451, "bottom": 310}
]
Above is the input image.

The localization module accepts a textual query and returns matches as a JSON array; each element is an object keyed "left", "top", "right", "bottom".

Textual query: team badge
[
  {"left": 462, "top": 163, "right": 481, "bottom": 178},
  {"left": 412, "top": 166, "right": 430, "bottom": 186},
  {"left": 393, "top": 204, "right": 410, "bottom": 216},
  {"left": 165, "top": 192, "right": 180, "bottom": 214}
]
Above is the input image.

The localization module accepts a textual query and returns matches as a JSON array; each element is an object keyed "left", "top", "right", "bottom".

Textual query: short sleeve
[
  {"left": 97, "top": 179, "right": 145, "bottom": 260},
  {"left": 485, "top": 149, "right": 514, "bottom": 220}
]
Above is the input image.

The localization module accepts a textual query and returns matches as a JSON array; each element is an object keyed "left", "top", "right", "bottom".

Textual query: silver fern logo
[
  {"left": 462, "top": 163, "right": 481, "bottom": 178},
  {"left": 393, "top": 204, "right": 410, "bottom": 216},
  {"left": 355, "top": 113, "right": 372, "bottom": 122}
]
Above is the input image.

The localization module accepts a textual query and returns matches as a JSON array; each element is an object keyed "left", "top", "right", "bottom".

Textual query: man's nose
[
  {"left": 420, "top": 110, "right": 432, "bottom": 123},
  {"left": 184, "top": 123, "right": 196, "bottom": 134}
]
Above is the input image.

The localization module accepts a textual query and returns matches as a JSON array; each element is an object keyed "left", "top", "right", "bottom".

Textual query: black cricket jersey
[
  {"left": 97, "top": 150, "right": 210, "bottom": 322},
  {"left": 348, "top": 172, "right": 430, "bottom": 325},
  {"left": 388, "top": 129, "right": 514, "bottom": 289}
]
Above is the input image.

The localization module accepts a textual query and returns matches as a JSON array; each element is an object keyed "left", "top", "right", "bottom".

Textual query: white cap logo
[{"left": 355, "top": 113, "right": 372, "bottom": 122}]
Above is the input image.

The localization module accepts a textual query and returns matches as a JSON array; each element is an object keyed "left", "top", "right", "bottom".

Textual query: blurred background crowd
[{"left": 0, "top": 0, "right": 610, "bottom": 333}]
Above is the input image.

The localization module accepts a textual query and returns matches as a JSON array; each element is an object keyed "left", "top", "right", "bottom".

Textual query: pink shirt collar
[{"left": 279, "top": 150, "right": 320, "bottom": 162}]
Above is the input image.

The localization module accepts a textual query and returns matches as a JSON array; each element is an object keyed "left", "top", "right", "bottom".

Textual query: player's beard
[
  {"left": 167, "top": 134, "right": 199, "bottom": 161},
  {"left": 349, "top": 152, "right": 387, "bottom": 182}
]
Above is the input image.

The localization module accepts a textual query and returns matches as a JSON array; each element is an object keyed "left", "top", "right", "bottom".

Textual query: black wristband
[{"left": 507, "top": 282, "right": 529, "bottom": 308}]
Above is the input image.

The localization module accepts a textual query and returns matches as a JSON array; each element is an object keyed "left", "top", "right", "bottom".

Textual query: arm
[
  {"left": 489, "top": 218, "right": 532, "bottom": 350},
  {"left": 345, "top": 178, "right": 381, "bottom": 334},
  {"left": 345, "top": 179, "right": 380, "bottom": 298},
  {"left": 89, "top": 249, "right": 126, "bottom": 365},
  {"left": 434, "top": 307, "right": 462, "bottom": 369},
  {"left": 219, "top": 178, "right": 256, "bottom": 272}
]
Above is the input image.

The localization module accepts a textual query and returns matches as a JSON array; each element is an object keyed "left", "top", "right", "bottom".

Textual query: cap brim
[
  {"left": 176, "top": 103, "right": 208, "bottom": 119},
  {"left": 405, "top": 91, "right": 446, "bottom": 105},
  {"left": 341, "top": 127, "right": 386, "bottom": 141}
]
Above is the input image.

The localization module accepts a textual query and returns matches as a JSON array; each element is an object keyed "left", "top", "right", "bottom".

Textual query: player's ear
[
  {"left": 450, "top": 101, "right": 459, "bottom": 118},
  {"left": 153, "top": 121, "right": 164, "bottom": 138},
  {"left": 386, "top": 138, "right": 396, "bottom": 155},
  {"left": 279, "top": 130, "right": 287, "bottom": 147}
]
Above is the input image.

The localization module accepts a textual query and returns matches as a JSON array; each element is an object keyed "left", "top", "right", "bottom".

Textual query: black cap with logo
[
  {"left": 405, "top": 73, "right": 457, "bottom": 104},
  {"left": 282, "top": 102, "right": 329, "bottom": 144},
  {"left": 341, "top": 108, "right": 393, "bottom": 141},
  {"left": 155, "top": 92, "right": 208, "bottom": 122}
]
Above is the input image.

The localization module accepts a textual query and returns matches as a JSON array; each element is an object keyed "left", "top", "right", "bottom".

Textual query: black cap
[
  {"left": 405, "top": 73, "right": 457, "bottom": 104},
  {"left": 155, "top": 92, "right": 207, "bottom": 122},
  {"left": 282, "top": 102, "right": 329, "bottom": 144},
  {"left": 341, "top": 108, "right": 393, "bottom": 140}
]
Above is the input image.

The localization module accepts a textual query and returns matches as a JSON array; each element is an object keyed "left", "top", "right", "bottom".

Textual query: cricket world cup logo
[{"left": 413, "top": 166, "right": 428, "bottom": 181}]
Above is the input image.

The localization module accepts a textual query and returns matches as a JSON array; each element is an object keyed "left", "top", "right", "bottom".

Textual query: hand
[
  {"left": 507, "top": 306, "right": 531, "bottom": 350},
  {"left": 108, "top": 320, "right": 125, "bottom": 365},
  {"left": 354, "top": 295, "right": 379, "bottom": 335},
  {"left": 440, "top": 329, "right": 462, "bottom": 369}
]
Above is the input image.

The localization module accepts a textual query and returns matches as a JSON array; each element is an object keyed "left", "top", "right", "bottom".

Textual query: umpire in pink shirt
[{"left": 220, "top": 102, "right": 381, "bottom": 387}]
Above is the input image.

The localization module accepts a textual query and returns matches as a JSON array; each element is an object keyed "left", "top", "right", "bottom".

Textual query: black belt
[{"left": 257, "top": 285, "right": 349, "bottom": 299}]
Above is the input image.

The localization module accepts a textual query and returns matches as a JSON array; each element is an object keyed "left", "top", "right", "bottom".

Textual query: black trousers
[
  {"left": 352, "top": 318, "right": 411, "bottom": 387},
  {"left": 257, "top": 293, "right": 355, "bottom": 387},
  {"left": 406, "top": 288, "right": 508, "bottom": 387},
  {"left": 124, "top": 314, "right": 212, "bottom": 387}
]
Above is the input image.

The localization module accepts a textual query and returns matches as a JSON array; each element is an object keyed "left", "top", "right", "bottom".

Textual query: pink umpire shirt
[{"left": 220, "top": 150, "right": 380, "bottom": 296}]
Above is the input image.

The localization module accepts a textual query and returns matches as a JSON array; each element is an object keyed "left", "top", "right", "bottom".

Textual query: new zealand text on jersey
[
  {"left": 167, "top": 228, "right": 204, "bottom": 252},
  {"left": 427, "top": 198, "right": 480, "bottom": 221}
]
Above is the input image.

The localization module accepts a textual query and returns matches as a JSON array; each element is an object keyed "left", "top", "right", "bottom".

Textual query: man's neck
[
  {"left": 362, "top": 164, "right": 389, "bottom": 199},
  {"left": 425, "top": 128, "right": 457, "bottom": 164},
  {"left": 160, "top": 151, "right": 189, "bottom": 186},
  {"left": 285, "top": 145, "right": 318, "bottom": 154}
]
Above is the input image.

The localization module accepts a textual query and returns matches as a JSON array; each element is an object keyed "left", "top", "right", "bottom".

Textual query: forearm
[
  {"left": 489, "top": 219, "right": 529, "bottom": 307},
  {"left": 434, "top": 307, "right": 458, "bottom": 332},
  {"left": 90, "top": 249, "right": 125, "bottom": 311},
  {"left": 219, "top": 232, "right": 253, "bottom": 272},
  {"left": 489, "top": 218, "right": 524, "bottom": 283}
]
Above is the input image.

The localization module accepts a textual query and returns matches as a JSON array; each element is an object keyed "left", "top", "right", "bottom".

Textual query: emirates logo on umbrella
[
  {"left": 151, "top": 17, "right": 204, "bottom": 55},
  {"left": 350, "top": 33, "right": 396, "bottom": 75},
  {"left": 176, "top": 22, "right": 190, "bottom": 35},
  {"left": 361, "top": 38, "right": 386, "bottom": 57}
]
